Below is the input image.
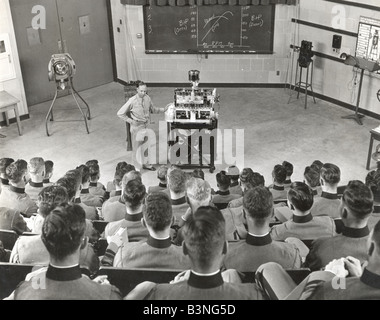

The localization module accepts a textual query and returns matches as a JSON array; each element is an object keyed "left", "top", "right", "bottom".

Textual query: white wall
[{"left": 0, "top": 0, "right": 28, "bottom": 120}]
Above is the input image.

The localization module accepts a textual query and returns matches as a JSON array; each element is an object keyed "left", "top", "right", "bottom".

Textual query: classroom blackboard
[{"left": 143, "top": 5, "right": 275, "bottom": 54}]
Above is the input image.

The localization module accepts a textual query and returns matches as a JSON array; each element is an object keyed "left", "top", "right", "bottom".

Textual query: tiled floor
[{"left": 0, "top": 81, "right": 379, "bottom": 191}]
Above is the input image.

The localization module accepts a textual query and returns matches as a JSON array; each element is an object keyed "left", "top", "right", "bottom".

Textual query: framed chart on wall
[{"left": 355, "top": 16, "right": 380, "bottom": 65}]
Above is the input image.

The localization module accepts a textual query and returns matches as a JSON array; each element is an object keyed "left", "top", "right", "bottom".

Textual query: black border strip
[
  {"left": 0, "top": 114, "right": 30, "bottom": 128},
  {"left": 291, "top": 18, "right": 357, "bottom": 37},
  {"left": 116, "top": 78, "right": 380, "bottom": 120},
  {"left": 324, "top": 0, "right": 380, "bottom": 12}
]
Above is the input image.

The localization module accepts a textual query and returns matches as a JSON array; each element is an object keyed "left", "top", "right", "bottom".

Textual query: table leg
[
  {"left": 367, "top": 135, "right": 375, "bottom": 170},
  {"left": 13, "top": 104, "right": 22, "bottom": 136}
]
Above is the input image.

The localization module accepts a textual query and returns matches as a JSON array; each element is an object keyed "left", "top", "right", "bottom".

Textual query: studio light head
[
  {"left": 298, "top": 40, "right": 314, "bottom": 68},
  {"left": 48, "top": 53, "right": 76, "bottom": 89}
]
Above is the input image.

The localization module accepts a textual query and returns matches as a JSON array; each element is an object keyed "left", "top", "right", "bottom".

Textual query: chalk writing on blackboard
[{"left": 144, "top": 5, "right": 275, "bottom": 54}]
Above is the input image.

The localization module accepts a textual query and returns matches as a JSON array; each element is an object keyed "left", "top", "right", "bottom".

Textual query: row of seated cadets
[
  {"left": 77, "top": 164, "right": 104, "bottom": 208},
  {"left": 56, "top": 169, "right": 98, "bottom": 220},
  {"left": 0, "top": 157, "right": 54, "bottom": 215},
  {"left": 274, "top": 162, "right": 341, "bottom": 222},
  {"left": 101, "top": 191, "right": 192, "bottom": 269},
  {"left": 9, "top": 185, "right": 99, "bottom": 275}
]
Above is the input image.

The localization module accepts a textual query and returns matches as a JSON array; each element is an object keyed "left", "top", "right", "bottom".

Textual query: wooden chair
[
  {"left": 334, "top": 219, "right": 345, "bottom": 234},
  {"left": 0, "top": 229, "right": 19, "bottom": 250},
  {"left": 0, "top": 262, "right": 94, "bottom": 299},
  {"left": 273, "top": 199, "right": 288, "bottom": 206},
  {"left": 300, "top": 239, "right": 314, "bottom": 249},
  {"left": 241, "top": 268, "right": 311, "bottom": 286},
  {"left": 93, "top": 238, "right": 108, "bottom": 256},
  {"left": 98, "top": 267, "right": 183, "bottom": 296},
  {"left": 92, "top": 220, "right": 109, "bottom": 235},
  {"left": 0, "top": 263, "right": 36, "bottom": 299},
  {"left": 269, "top": 221, "right": 282, "bottom": 228}
]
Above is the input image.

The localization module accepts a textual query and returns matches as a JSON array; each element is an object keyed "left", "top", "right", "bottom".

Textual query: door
[
  {"left": 10, "top": 0, "right": 113, "bottom": 106},
  {"left": 56, "top": 0, "right": 113, "bottom": 93}
]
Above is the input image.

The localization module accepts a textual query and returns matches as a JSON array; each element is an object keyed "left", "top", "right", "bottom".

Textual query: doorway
[{"left": 10, "top": 0, "right": 114, "bottom": 106}]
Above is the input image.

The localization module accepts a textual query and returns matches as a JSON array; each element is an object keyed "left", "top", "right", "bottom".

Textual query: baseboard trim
[
  {"left": 288, "top": 85, "right": 380, "bottom": 121},
  {"left": 0, "top": 114, "right": 30, "bottom": 127}
]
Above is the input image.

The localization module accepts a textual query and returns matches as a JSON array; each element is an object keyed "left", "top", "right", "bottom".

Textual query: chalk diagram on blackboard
[
  {"left": 201, "top": 11, "right": 234, "bottom": 42},
  {"left": 197, "top": 8, "right": 265, "bottom": 51},
  {"left": 143, "top": 5, "right": 274, "bottom": 54}
]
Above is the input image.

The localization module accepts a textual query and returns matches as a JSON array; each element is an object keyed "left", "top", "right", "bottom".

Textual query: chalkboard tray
[{"left": 143, "top": 5, "right": 275, "bottom": 54}]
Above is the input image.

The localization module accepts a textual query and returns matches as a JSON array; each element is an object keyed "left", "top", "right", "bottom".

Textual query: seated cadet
[
  {"left": 228, "top": 171, "right": 265, "bottom": 208},
  {"left": 365, "top": 169, "right": 380, "bottom": 230},
  {"left": 211, "top": 171, "right": 241, "bottom": 210},
  {"left": 268, "top": 164, "right": 288, "bottom": 202},
  {"left": 0, "top": 207, "right": 29, "bottom": 235},
  {"left": 227, "top": 165, "right": 243, "bottom": 196},
  {"left": 304, "top": 165, "right": 322, "bottom": 197},
  {"left": 102, "top": 170, "right": 142, "bottom": 222},
  {"left": 25, "top": 157, "right": 45, "bottom": 203},
  {"left": 77, "top": 164, "right": 104, "bottom": 208},
  {"left": 174, "top": 177, "right": 213, "bottom": 245},
  {"left": 104, "top": 179, "right": 149, "bottom": 243},
  {"left": 0, "top": 240, "right": 10, "bottom": 262},
  {"left": 101, "top": 192, "right": 192, "bottom": 269},
  {"left": 282, "top": 161, "right": 294, "bottom": 189},
  {"left": 86, "top": 160, "right": 106, "bottom": 198},
  {"left": 6, "top": 203, "right": 121, "bottom": 300},
  {"left": 43, "top": 160, "right": 54, "bottom": 187},
  {"left": 10, "top": 199, "right": 100, "bottom": 276},
  {"left": 0, "top": 157, "right": 14, "bottom": 194},
  {"left": 109, "top": 164, "right": 136, "bottom": 200},
  {"left": 167, "top": 168, "right": 190, "bottom": 226},
  {"left": 223, "top": 186, "right": 302, "bottom": 272},
  {"left": 0, "top": 159, "right": 38, "bottom": 217},
  {"left": 60, "top": 169, "right": 98, "bottom": 221},
  {"left": 310, "top": 163, "right": 341, "bottom": 219},
  {"left": 125, "top": 206, "right": 266, "bottom": 300},
  {"left": 304, "top": 180, "right": 374, "bottom": 271},
  {"left": 271, "top": 182, "right": 336, "bottom": 241},
  {"left": 26, "top": 185, "right": 69, "bottom": 234},
  {"left": 192, "top": 168, "right": 204, "bottom": 180},
  {"left": 257, "top": 219, "right": 380, "bottom": 300},
  {"left": 105, "top": 161, "right": 128, "bottom": 199},
  {"left": 147, "top": 165, "right": 168, "bottom": 194},
  {"left": 304, "top": 220, "right": 380, "bottom": 300}
]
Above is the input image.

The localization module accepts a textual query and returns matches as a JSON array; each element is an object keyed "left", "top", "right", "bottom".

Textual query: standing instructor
[{"left": 117, "top": 81, "right": 167, "bottom": 171}]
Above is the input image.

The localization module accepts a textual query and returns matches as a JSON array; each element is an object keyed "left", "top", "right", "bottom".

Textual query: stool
[
  {"left": 288, "top": 59, "right": 316, "bottom": 109},
  {"left": 366, "top": 129, "right": 380, "bottom": 170},
  {"left": 0, "top": 91, "right": 22, "bottom": 137}
]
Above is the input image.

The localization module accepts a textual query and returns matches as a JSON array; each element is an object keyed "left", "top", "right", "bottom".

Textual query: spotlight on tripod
[{"left": 48, "top": 53, "right": 76, "bottom": 90}]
